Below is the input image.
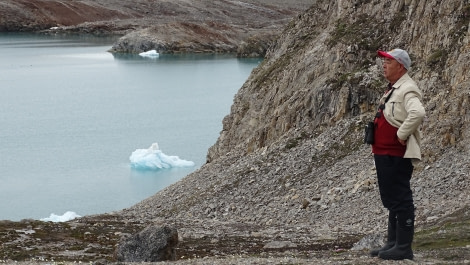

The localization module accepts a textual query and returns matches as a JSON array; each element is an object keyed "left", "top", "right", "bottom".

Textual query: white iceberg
[
  {"left": 139, "top": 50, "right": 159, "bottom": 58},
  {"left": 40, "top": 211, "right": 81, "bottom": 222},
  {"left": 130, "top": 142, "right": 195, "bottom": 170}
]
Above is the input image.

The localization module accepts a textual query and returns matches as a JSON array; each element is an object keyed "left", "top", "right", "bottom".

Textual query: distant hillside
[
  {"left": 0, "top": 0, "right": 309, "bottom": 31},
  {"left": 0, "top": 0, "right": 313, "bottom": 55}
]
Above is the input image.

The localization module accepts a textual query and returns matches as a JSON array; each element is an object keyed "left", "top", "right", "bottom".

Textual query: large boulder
[{"left": 114, "top": 225, "right": 178, "bottom": 262}]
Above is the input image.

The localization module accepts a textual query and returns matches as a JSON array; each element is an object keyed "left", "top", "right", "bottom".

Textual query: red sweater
[{"left": 372, "top": 108, "right": 406, "bottom": 157}]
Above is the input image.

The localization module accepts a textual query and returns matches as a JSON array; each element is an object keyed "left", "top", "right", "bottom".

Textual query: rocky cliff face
[
  {"left": 208, "top": 0, "right": 470, "bottom": 163},
  {"left": 121, "top": 0, "right": 469, "bottom": 259}
]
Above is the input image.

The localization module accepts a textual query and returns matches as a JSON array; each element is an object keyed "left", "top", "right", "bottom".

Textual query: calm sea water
[{"left": 0, "top": 33, "right": 260, "bottom": 221}]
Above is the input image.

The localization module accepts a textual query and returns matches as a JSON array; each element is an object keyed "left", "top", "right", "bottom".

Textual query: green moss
[
  {"left": 370, "top": 78, "right": 384, "bottom": 92},
  {"left": 389, "top": 12, "right": 407, "bottom": 32},
  {"left": 328, "top": 21, "right": 349, "bottom": 47},
  {"left": 427, "top": 49, "right": 448, "bottom": 68},
  {"left": 251, "top": 54, "right": 292, "bottom": 89},
  {"left": 326, "top": 72, "right": 354, "bottom": 90},
  {"left": 327, "top": 15, "right": 386, "bottom": 52},
  {"left": 292, "top": 31, "right": 318, "bottom": 52},
  {"left": 326, "top": 70, "right": 380, "bottom": 92},
  {"left": 285, "top": 138, "right": 299, "bottom": 149},
  {"left": 414, "top": 207, "right": 470, "bottom": 259},
  {"left": 0, "top": 217, "right": 145, "bottom": 262}
]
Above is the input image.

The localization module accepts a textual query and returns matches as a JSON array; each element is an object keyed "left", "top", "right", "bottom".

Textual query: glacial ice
[
  {"left": 40, "top": 211, "right": 81, "bottom": 222},
  {"left": 139, "top": 50, "right": 159, "bottom": 58},
  {"left": 129, "top": 143, "right": 195, "bottom": 170}
]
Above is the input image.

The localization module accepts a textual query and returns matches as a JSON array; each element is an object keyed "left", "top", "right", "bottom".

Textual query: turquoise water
[{"left": 0, "top": 33, "right": 260, "bottom": 221}]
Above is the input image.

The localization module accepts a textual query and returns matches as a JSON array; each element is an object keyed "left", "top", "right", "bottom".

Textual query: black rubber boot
[
  {"left": 370, "top": 211, "right": 396, "bottom": 257},
  {"left": 379, "top": 209, "right": 414, "bottom": 260}
]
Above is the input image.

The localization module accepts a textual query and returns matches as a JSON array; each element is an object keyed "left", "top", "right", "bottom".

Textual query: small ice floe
[
  {"left": 40, "top": 211, "right": 81, "bottom": 222},
  {"left": 130, "top": 142, "right": 195, "bottom": 170},
  {"left": 139, "top": 50, "right": 159, "bottom": 58}
]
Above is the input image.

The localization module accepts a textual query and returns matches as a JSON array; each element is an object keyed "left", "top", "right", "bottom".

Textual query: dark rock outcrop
[{"left": 114, "top": 225, "right": 178, "bottom": 262}]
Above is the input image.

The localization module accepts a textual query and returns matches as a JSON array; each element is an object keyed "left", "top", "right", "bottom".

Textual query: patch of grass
[
  {"left": 427, "top": 49, "right": 448, "bottom": 68},
  {"left": 285, "top": 138, "right": 299, "bottom": 149},
  {"left": 327, "top": 72, "right": 353, "bottom": 90},
  {"left": 250, "top": 53, "right": 292, "bottom": 89},
  {"left": 414, "top": 207, "right": 470, "bottom": 258},
  {"left": 327, "top": 14, "right": 386, "bottom": 52},
  {"left": 0, "top": 217, "right": 145, "bottom": 262},
  {"left": 369, "top": 78, "right": 384, "bottom": 92},
  {"left": 326, "top": 71, "right": 370, "bottom": 91},
  {"left": 415, "top": 220, "right": 470, "bottom": 250},
  {"left": 389, "top": 12, "right": 407, "bottom": 32}
]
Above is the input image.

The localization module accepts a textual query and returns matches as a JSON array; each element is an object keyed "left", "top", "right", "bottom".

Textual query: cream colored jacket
[{"left": 380, "top": 73, "right": 426, "bottom": 160}]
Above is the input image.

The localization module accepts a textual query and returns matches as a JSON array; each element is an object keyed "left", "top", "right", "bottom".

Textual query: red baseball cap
[{"left": 377, "top": 49, "right": 411, "bottom": 70}]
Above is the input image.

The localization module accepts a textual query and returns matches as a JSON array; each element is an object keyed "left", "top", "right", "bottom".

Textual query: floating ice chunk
[
  {"left": 139, "top": 50, "right": 159, "bottom": 58},
  {"left": 130, "top": 142, "right": 195, "bottom": 170},
  {"left": 40, "top": 211, "right": 81, "bottom": 222}
]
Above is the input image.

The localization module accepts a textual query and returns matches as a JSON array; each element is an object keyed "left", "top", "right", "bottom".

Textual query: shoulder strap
[
  {"left": 384, "top": 87, "right": 395, "bottom": 103},
  {"left": 374, "top": 87, "right": 395, "bottom": 120}
]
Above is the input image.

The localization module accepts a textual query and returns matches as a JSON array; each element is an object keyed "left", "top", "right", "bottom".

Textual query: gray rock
[
  {"left": 114, "top": 225, "right": 178, "bottom": 262},
  {"left": 263, "top": 241, "right": 298, "bottom": 249},
  {"left": 351, "top": 234, "right": 384, "bottom": 251}
]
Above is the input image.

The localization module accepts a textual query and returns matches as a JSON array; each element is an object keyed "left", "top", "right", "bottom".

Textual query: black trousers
[{"left": 374, "top": 154, "right": 414, "bottom": 213}]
